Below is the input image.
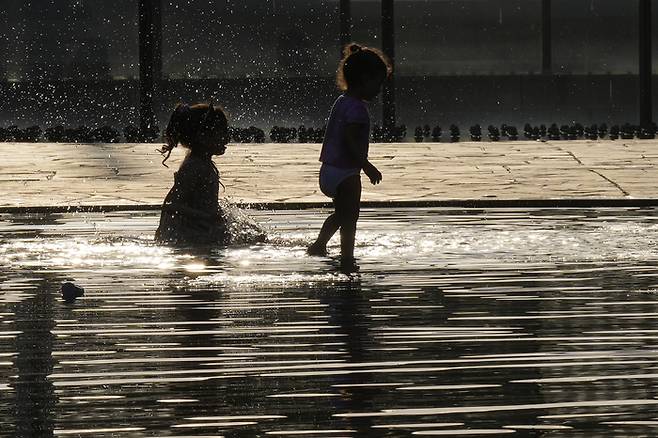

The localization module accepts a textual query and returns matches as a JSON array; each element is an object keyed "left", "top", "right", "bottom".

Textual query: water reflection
[
  {"left": 12, "top": 276, "right": 57, "bottom": 437},
  {"left": 2, "top": 208, "right": 658, "bottom": 436}
]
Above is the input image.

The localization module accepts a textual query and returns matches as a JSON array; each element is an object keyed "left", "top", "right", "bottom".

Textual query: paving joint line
[{"left": 588, "top": 170, "right": 630, "bottom": 197}]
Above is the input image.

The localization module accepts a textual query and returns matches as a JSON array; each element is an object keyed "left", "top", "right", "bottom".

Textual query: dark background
[{"left": 0, "top": 0, "right": 655, "bottom": 132}]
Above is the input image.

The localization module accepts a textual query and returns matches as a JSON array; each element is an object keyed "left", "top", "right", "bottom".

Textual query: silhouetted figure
[
  {"left": 155, "top": 103, "right": 264, "bottom": 246},
  {"left": 308, "top": 43, "right": 391, "bottom": 271}
]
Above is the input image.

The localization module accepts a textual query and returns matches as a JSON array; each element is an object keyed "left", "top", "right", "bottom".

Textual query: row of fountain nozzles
[{"left": 412, "top": 122, "right": 658, "bottom": 142}]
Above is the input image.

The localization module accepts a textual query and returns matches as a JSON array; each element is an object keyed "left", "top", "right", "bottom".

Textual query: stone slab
[{"left": 1, "top": 140, "right": 657, "bottom": 208}]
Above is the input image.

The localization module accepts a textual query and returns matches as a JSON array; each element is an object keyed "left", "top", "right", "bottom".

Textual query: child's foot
[
  {"left": 307, "top": 242, "right": 327, "bottom": 256},
  {"left": 339, "top": 256, "right": 360, "bottom": 274}
]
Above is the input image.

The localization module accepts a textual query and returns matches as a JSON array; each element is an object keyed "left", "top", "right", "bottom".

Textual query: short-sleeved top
[{"left": 319, "top": 94, "right": 370, "bottom": 169}]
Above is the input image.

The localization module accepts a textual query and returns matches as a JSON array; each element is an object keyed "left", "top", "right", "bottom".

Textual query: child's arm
[{"left": 344, "top": 123, "right": 382, "bottom": 185}]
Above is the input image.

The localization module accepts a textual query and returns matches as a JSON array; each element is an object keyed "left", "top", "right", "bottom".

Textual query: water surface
[{"left": 2, "top": 207, "right": 658, "bottom": 437}]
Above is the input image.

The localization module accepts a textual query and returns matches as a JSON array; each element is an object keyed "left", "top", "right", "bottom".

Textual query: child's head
[
  {"left": 159, "top": 103, "right": 229, "bottom": 166},
  {"left": 336, "top": 43, "right": 392, "bottom": 100}
]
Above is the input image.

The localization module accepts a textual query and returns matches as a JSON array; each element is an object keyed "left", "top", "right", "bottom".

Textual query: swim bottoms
[{"left": 319, "top": 163, "right": 360, "bottom": 198}]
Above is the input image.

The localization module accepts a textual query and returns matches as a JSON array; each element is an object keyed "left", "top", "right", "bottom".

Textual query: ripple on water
[{"left": 2, "top": 208, "right": 658, "bottom": 437}]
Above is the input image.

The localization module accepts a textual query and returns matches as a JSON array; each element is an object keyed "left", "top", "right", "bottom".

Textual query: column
[
  {"left": 382, "top": 0, "right": 396, "bottom": 139},
  {"left": 639, "top": 0, "right": 653, "bottom": 127},
  {"left": 542, "top": 0, "right": 552, "bottom": 74},
  {"left": 340, "top": 0, "right": 352, "bottom": 55},
  {"left": 138, "top": 0, "right": 162, "bottom": 138}
]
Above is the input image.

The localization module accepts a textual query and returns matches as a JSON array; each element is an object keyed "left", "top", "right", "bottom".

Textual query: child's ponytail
[
  {"left": 158, "top": 103, "right": 190, "bottom": 167},
  {"left": 158, "top": 102, "right": 229, "bottom": 167},
  {"left": 344, "top": 43, "right": 363, "bottom": 58}
]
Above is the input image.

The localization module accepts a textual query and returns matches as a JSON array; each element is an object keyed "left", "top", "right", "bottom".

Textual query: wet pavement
[
  {"left": 2, "top": 207, "right": 658, "bottom": 437},
  {"left": 3, "top": 140, "right": 658, "bottom": 209}
]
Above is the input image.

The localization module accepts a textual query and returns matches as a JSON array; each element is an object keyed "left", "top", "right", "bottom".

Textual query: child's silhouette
[
  {"left": 308, "top": 44, "right": 392, "bottom": 270},
  {"left": 155, "top": 103, "right": 263, "bottom": 246}
]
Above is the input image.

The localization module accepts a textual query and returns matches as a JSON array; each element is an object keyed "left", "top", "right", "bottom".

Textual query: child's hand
[{"left": 364, "top": 163, "right": 382, "bottom": 185}]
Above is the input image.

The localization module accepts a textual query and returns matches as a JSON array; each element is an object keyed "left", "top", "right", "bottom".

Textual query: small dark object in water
[{"left": 61, "top": 282, "right": 84, "bottom": 303}]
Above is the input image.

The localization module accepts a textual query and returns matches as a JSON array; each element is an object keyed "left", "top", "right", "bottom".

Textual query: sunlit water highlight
[{"left": 2, "top": 207, "right": 658, "bottom": 437}]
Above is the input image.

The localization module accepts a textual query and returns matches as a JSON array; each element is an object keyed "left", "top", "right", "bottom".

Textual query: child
[
  {"left": 155, "top": 102, "right": 231, "bottom": 245},
  {"left": 308, "top": 43, "right": 392, "bottom": 269}
]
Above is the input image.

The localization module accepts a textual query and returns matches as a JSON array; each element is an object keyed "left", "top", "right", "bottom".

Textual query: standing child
[
  {"left": 155, "top": 103, "right": 231, "bottom": 245},
  {"left": 308, "top": 43, "right": 392, "bottom": 269}
]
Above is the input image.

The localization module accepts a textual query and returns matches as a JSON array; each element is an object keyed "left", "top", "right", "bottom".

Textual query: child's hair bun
[{"left": 343, "top": 43, "right": 362, "bottom": 58}]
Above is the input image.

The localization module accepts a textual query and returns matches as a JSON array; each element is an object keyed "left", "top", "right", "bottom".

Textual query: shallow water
[{"left": 2, "top": 207, "right": 658, "bottom": 437}]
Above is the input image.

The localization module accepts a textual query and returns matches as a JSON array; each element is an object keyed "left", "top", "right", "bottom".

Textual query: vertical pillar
[
  {"left": 340, "top": 0, "right": 352, "bottom": 55},
  {"left": 382, "top": 0, "right": 396, "bottom": 139},
  {"left": 639, "top": 0, "right": 653, "bottom": 127},
  {"left": 153, "top": 0, "right": 162, "bottom": 83},
  {"left": 542, "top": 0, "right": 552, "bottom": 74},
  {"left": 139, "top": 0, "right": 161, "bottom": 138}
]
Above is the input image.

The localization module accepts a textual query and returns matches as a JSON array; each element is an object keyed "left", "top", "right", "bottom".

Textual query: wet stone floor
[{"left": 1, "top": 207, "right": 658, "bottom": 437}]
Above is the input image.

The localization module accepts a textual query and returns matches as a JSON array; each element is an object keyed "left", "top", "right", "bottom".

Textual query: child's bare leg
[
  {"left": 308, "top": 213, "right": 340, "bottom": 255},
  {"left": 335, "top": 175, "right": 361, "bottom": 262}
]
